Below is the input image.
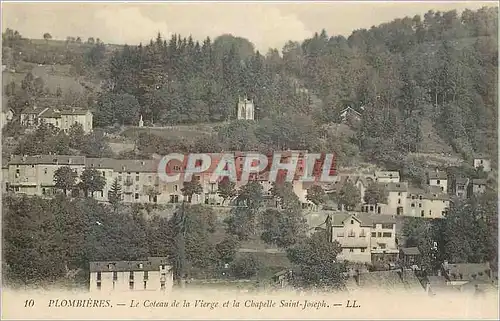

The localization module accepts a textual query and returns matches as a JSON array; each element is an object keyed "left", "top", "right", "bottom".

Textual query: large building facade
[
  {"left": 19, "top": 107, "right": 93, "bottom": 133},
  {"left": 328, "top": 212, "right": 398, "bottom": 263},
  {"left": 89, "top": 257, "right": 173, "bottom": 292},
  {"left": 3, "top": 153, "right": 318, "bottom": 206}
]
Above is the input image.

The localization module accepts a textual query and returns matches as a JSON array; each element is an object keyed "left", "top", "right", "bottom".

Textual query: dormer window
[{"left": 138, "top": 263, "right": 143, "bottom": 269}]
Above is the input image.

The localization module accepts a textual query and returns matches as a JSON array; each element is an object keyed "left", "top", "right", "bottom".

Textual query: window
[
  {"left": 377, "top": 232, "right": 382, "bottom": 237},
  {"left": 138, "top": 263, "right": 143, "bottom": 269},
  {"left": 383, "top": 232, "right": 392, "bottom": 237},
  {"left": 129, "top": 281, "right": 134, "bottom": 290},
  {"left": 370, "top": 205, "right": 374, "bottom": 211},
  {"left": 160, "top": 281, "right": 166, "bottom": 290},
  {"left": 144, "top": 271, "right": 149, "bottom": 280},
  {"left": 173, "top": 185, "right": 178, "bottom": 192},
  {"left": 398, "top": 199, "right": 401, "bottom": 204},
  {"left": 42, "top": 188, "right": 46, "bottom": 195},
  {"left": 97, "top": 282, "right": 101, "bottom": 290},
  {"left": 419, "top": 203, "right": 422, "bottom": 208},
  {"left": 421, "top": 211, "right": 424, "bottom": 217},
  {"left": 135, "top": 176, "right": 139, "bottom": 182},
  {"left": 135, "top": 193, "right": 139, "bottom": 200},
  {"left": 44, "top": 168, "right": 47, "bottom": 174},
  {"left": 361, "top": 248, "right": 365, "bottom": 253},
  {"left": 371, "top": 232, "right": 376, "bottom": 237},
  {"left": 437, "top": 180, "right": 440, "bottom": 184},
  {"left": 398, "top": 192, "right": 401, "bottom": 196},
  {"left": 429, "top": 210, "right": 432, "bottom": 216},
  {"left": 411, "top": 203, "right": 415, "bottom": 208},
  {"left": 143, "top": 281, "right": 147, "bottom": 290},
  {"left": 381, "top": 224, "right": 393, "bottom": 229},
  {"left": 419, "top": 196, "right": 423, "bottom": 200},
  {"left": 348, "top": 230, "right": 355, "bottom": 237},
  {"left": 129, "top": 271, "right": 134, "bottom": 280},
  {"left": 411, "top": 195, "right": 415, "bottom": 200},
  {"left": 97, "top": 272, "right": 102, "bottom": 281},
  {"left": 337, "top": 232, "right": 344, "bottom": 237},
  {"left": 379, "top": 244, "right": 386, "bottom": 249},
  {"left": 350, "top": 219, "right": 354, "bottom": 224},
  {"left": 372, "top": 224, "right": 377, "bottom": 228},
  {"left": 349, "top": 249, "right": 354, "bottom": 253},
  {"left": 102, "top": 171, "right": 106, "bottom": 177},
  {"left": 113, "top": 272, "right": 117, "bottom": 281}
]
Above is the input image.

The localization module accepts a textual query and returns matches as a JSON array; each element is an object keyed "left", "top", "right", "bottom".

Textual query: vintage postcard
[{"left": 1, "top": 1, "right": 498, "bottom": 319}]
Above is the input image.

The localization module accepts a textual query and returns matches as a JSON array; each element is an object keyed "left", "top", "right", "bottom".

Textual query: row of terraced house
[{"left": 2, "top": 153, "right": 490, "bottom": 219}]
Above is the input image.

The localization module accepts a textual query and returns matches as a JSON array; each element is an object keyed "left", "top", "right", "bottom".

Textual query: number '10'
[{"left": 24, "top": 299, "right": 34, "bottom": 307}]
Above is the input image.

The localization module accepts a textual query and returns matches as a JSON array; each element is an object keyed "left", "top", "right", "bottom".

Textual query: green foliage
[
  {"left": 402, "top": 190, "right": 498, "bottom": 272},
  {"left": 363, "top": 183, "right": 389, "bottom": 205},
  {"left": 95, "top": 92, "right": 141, "bottom": 126},
  {"left": 14, "top": 124, "right": 113, "bottom": 158},
  {"left": 181, "top": 180, "right": 203, "bottom": 202},
  {"left": 79, "top": 168, "right": 106, "bottom": 197},
  {"left": 217, "top": 177, "right": 236, "bottom": 205},
  {"left": 224, "top": 207, "right": 256, "bottom": 241},
  {"left": 260, "top": 207, "right": 307, "bottom": 248},
  {"left": 286, "top": 231, "right": 347, "bottom": 289},
  {"left": 108, "top": 178, "right": 122, "bottom": 206},
  {"left": 237, "top": 181, "right": 264, "bottom": 210},
  {"left": 231, "top": 254, "right": 262, "bottom": 279},
  {"left": 216, "top": 235, "right": 240, "bottom": 264},
  {"left": 306, "top": 185, "right": 326, "bottom": 206},
  {"left": 2, "top": 195, "right": 154, "bottom": 286},
  {"left": 337, "top": 182, "right": 361, "bottom": 210},
  {"left": 53, "top": 166, "right": 77, "bottom": 195}
]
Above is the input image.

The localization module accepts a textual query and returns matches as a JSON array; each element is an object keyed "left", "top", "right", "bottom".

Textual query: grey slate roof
[{"left": 89, "top": 257, "right": 170, "bottom": 272}]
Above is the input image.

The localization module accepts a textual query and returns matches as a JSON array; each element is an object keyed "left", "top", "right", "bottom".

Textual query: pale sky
[{"left": 2, "top": 1, "right": 497, "bottom": 52}]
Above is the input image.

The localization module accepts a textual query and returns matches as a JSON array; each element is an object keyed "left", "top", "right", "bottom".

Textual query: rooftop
[
  {"left": 375, "top": 171, "right": 400, "bottom": 179},
  {"left": 472, "top": 179, "right": 487, "bottom": 185},
  {"left": 89, "top": 257, "right": 170, "bottom": 272},
  {"left": 400, "top": 247, "right": 421, "bottom": 256},
  {"left": 428, "top": 171, "right": 447, "bottom": 180},
  {"left": 384, "top": 182, "right": 408, "bottom": 192},
  {"left": 331, "top": 212, "right": 396, "bottom": 227},
  {"left": 443, "top": 262, "right": 491, "bottom": 282},
  {"left": 9, "top": 155, "right": 86, "bottom": 166}
]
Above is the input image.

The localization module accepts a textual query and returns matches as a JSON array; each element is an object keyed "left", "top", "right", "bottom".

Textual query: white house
[{"left": 89, "top": 257, "right": 174, "bottom": 292}]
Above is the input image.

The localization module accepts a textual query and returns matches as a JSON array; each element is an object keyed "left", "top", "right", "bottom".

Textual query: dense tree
[
  {"left": 53, "top": 166, "right": 77, "bottom": 195},
  {"left": 79, "top": 168, "right": 106, "bottom": 197},
  {"left": 337, "top": 182, "right": 361, "bottom": 210},
  {"left": 306, "top": 184, "right": 326, "bottom": 206},
  {"left": 363, "top": 183, "right": 389, "bottom": 205},
  {"left": 181, "top": 180, "right": 203, "bottom": 203},
  {"left": 108, "top": 178, "right": 122, "bottom": 207},
  {"left": 287, "top": 231, "right": 347, "bottom": 289},
  {"left": 217, "top": 177, "right": 236, "bottom": 205},
  {"left": 237, "top": 181, "right": 264, "bottom": 210},
  {"left": 231, "top": 254, "right": 261, "bottom": 279},
  {"left": 215, "top": 235, "right": 240, "bottom": 264}
]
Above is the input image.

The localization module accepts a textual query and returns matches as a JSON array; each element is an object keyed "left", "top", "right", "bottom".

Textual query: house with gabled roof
[{"left": 328, "top": 212, "right": 398, "bottom": 264}]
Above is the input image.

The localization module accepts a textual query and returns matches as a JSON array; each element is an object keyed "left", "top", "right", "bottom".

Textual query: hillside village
[{"left": 1, "top": 6, "right": 498, "bottom": 296}]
